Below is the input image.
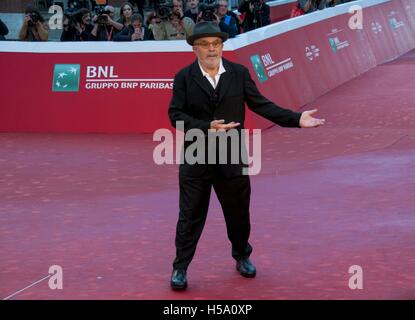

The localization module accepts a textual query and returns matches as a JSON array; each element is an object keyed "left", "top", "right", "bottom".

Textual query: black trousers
[{"left": 173, "top": 167, "right": 252, "bottom": 270}]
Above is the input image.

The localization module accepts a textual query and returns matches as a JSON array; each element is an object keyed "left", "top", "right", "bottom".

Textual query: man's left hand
[{"left": 299, "top": 109, "right": 325, "bottom": 128}]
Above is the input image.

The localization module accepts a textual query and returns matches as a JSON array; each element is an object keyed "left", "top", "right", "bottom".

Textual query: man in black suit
[{"left": 168, "top": 21, "right": 325, "bottom": 290}]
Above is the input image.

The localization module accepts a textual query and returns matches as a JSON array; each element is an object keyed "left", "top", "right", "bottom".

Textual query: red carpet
[{"left": 1, "top": 50, "right": 415, "bottom": 300}]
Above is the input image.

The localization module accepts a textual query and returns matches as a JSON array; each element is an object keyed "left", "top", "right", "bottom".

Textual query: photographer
[
  {"left": 215, "top": 0, "right": 238, "bottom": 37},
  {"left": 195, "top": 2, "right": 233, "bottom": 38},
  {"left": 221, "top": 0, "right": 243, "bottom": 34},
  {"left": 114, "top": 13, "right": 154, "bottom": 41},
  {"left": 90, "top": 5, "right": 124, "bottom": 41},
  {"left": 238, "top": 0, "right": 270, "bottom": 32},
  {"left": 74, "top": 8, "right": 94, "bottom": 41},
  {"left": 151, "top": 0, "right": 195, "bottom": 40},
  {"left": 0, "top": 18, "right": 8, "bottom": 40},
  {"left": 184, "top": 0, "right": 200, "bottom": 23},
  {"left": 60, "top": 13, "right": 78, "bottom": 41},
  {"left": 19, "top": 5, "right": 49, "bottom": 41}
]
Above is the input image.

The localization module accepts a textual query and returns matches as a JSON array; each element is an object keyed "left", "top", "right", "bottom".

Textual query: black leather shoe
[
  {"left": 170, "top": 269, "right": 187, "bottom": 290},
  {"left": 236, "top": 258, "right": 256, "bottom": 278}
]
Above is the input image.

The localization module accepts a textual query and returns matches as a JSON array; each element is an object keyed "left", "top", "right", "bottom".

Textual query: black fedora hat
[{"left": 186, "top": 21, "right": 229, "bottom": 46}]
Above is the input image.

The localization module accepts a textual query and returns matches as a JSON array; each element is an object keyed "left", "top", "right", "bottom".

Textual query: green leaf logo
[{"left": 52, "top": 64, "right": 80, "bottom": 92}]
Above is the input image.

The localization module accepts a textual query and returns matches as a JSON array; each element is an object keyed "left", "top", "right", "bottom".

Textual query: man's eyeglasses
[{"left": 194, "top": 40, "right": 222, "bottom": 49}]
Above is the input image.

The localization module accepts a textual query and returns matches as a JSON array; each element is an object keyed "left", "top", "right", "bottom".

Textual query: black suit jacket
[{"left": 168, "top": 58, "right": 302, "bottom": 178}]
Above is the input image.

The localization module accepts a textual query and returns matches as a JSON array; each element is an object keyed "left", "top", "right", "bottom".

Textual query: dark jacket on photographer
[
  {"left": 0, "top": 18, "right": 8, "bottom": 40},
  {"left": 114, "top": 25, "right": 154, "bottom": 41},
  {"left": 238, "top": 0, "right": 270, "bottom": 32}
]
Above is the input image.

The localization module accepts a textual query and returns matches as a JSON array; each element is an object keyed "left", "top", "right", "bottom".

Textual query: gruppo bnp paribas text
[{"left": 85, "top": 65, "right": 173, "bottom": 90}]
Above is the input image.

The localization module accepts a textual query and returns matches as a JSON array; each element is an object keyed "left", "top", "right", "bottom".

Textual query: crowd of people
[
  {"left": 291, "top": 0, "right": 356, "bottom": 17},
  {"left": 0, "top": 0, "right": 358, "bottom": 42}
]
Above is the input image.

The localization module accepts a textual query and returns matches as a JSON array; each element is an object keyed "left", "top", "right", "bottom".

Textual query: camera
[
  {"left": 28, "top": 12, "right": 40, "bottom": 25},
  {"left": 95, "top": 6, "right": 111, "bottom": 25},
  {"left": 199, "top": 0, "right": 218, "bottom": 22},
  {"left": 155, "top": 0, "right": 173, "bottom": 20}
]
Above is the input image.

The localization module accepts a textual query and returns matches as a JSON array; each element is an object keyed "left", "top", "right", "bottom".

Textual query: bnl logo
[{"left": 52, "top": 64, "right": 80, "bottom": 92}]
